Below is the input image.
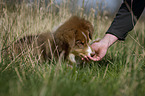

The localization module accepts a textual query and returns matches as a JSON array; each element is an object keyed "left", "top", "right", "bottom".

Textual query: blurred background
[
  {"left": 0, "top": 0, "right": 130, "bottom": 13},
  {"left": 0, "top": 1, "right": 144, "bottom": 96},
  {"left": 1, "top": 0, "right": 144, "bottom": 16}
]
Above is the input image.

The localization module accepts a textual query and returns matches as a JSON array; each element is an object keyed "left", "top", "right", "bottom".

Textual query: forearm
[
  {"left": 106, "top": 0, "right": 145, "bottom": 40},
  {"left": 100, "top": 34, "right": 118, "bottom": 48}
]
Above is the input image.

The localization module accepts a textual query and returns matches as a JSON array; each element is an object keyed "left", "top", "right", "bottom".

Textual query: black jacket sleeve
[{"left": 106, "top": 0, "right": 145, "bottom": 40}]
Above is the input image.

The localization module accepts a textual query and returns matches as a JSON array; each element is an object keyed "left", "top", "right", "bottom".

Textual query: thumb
[{"left": 96, "top": 50, "right": 106, "bottom": 61}]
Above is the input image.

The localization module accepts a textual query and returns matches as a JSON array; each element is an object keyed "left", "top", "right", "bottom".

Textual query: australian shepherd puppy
[{"left": 12, "top": 16, "right": 95, "bottom": 64}]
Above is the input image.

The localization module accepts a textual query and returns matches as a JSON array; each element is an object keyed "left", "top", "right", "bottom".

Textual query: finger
[
  {"left": 96, "top": 56, "right": 101, "bottom": 61},
  {"left": 79, "top": 53, "right": 89, "bottom": 61},
  {"left": 84, "top": 56, "right": 89, "bottom": 61},
  {"left": 81, "top": 57, "right": 89, "bottom": 61},
  {"left": 88, "top": 55, "right": 98, "bottom": 61}
]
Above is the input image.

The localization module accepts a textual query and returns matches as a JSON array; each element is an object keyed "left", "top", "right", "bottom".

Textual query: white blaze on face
[
  {"left": 81, "top": 31, "right": 87, "bottom": 41},
  {"left": 86, "top": 45, "right": 93, "bottom": 56},
  {"left": 81, "top": 31, "right": 93, "bottom": 56}
]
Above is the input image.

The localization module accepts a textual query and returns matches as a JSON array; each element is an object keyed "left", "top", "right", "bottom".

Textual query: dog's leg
[{"left": 68, "top": 53, "right": 76, "bottom": 64}]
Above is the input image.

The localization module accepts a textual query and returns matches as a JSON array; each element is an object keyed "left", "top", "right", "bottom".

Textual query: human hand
[
  {"left": 84, "top": 34, "right": 118, "bottom": 61},
  {"left": 88, "top": 41, "right": 108, "bottom": 61}
]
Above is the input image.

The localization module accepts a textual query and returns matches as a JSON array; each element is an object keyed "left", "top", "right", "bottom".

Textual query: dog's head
[
  {"left": 67, "top": 16, "right": 94, "bottom": 63},
  {"left": 69, "top": 30, "right": 94, "bottom": 63},
  {"left": 54, "top": 16, "right": 94, "bottom": 63}
]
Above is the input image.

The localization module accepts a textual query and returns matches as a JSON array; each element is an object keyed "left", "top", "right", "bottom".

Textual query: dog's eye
[
  {"left": 81, "top": 41, "right": 84, "bottom": 45},
  {"left": 76, "top": 40, "right": 84, "bottom": 45},
  {"left": 76, "top": 40, "right": 81, "bottom": 44}
]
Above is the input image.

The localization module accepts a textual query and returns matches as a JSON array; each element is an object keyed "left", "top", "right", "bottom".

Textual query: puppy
[{"left": 12, "top": 16, "right": 94, "bottom": 64}]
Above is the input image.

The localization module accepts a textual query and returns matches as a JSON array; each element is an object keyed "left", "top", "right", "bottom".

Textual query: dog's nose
[{"left": 90, "top": 52, "right": 95, "bottom": 57}]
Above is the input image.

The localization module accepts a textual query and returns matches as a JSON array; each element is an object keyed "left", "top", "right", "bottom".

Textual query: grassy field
[{"left": 0, "top": 1, "right": 145, "bottom": 96}]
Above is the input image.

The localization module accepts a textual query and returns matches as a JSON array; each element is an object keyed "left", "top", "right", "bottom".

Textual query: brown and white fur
[{"left": 12, "top": 16, "right": 94, "bottom": 64}]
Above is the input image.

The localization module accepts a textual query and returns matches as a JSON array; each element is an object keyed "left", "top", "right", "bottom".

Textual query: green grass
[{"left": 0, "top": 1, "right": 145, "bottom": 96}]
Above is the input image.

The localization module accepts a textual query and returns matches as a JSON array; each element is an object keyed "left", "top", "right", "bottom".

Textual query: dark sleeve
[{"left": 106, "top": 0, "right": 145, "bottom": 40}]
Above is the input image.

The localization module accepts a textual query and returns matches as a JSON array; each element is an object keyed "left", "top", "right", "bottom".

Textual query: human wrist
[{"left": 100, "top": 34, "right": 118, "bottom": 48}]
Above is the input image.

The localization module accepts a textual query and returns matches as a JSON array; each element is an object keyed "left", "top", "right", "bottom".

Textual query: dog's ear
[
  {"left": 63, "top": 32, "right": 75, "bottom": 48},
  {"left": 54, "top": 30, "right": 76, "bottom": 58},
  {"left": 88, "top": 29, "right": 93, "bottom": 39},
  {"left": 81, "top": 19, "right": 94, "bottom": 40}
]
